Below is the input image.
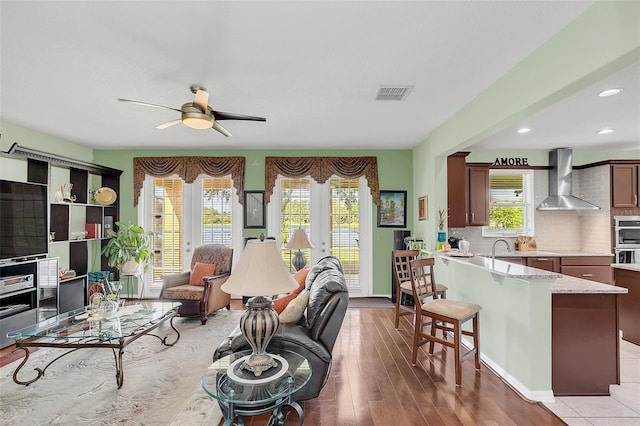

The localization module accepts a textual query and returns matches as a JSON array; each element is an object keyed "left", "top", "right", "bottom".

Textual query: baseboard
[{"left": 460, "top": 338, "right": 554, "bottom": 403}]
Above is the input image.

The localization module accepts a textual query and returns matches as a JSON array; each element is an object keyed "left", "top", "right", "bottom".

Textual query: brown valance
[
  {"left": 133, "top": 156, "right": 245, "bottom": 206},
  {"left": 265, "top": 157, "right": 380, "bottom": 205}
]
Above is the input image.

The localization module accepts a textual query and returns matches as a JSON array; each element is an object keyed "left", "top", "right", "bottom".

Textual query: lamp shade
[
  {"left": 286, "top": 228, "right": 314, "bottom": 250},
  {"left": 221, "top": 239, "right": 298, "bottom": 297}
]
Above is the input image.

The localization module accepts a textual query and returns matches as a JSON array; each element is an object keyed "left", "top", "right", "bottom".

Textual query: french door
[
  {"left": 138, "top": 175, "right": 242, "bottom": 297},
  {"left": 269, "top": 176, "right": 372, "bottom": 297}
]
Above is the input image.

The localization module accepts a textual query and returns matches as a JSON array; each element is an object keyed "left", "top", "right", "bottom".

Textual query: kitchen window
[{"left": 482, "top": 170, "right": 534, "bottom": 237}]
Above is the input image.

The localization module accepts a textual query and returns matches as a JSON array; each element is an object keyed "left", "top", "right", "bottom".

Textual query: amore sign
[{"left": 494, "top": 157, "right": 529, "bottom": 166}]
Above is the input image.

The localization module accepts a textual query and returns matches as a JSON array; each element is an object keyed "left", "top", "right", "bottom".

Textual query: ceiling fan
[{"left": 117, "top": 84, "right": 266, "bottom": 137}]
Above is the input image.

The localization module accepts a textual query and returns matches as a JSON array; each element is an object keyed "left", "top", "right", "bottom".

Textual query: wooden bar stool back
[
  {"left": 409, "top": 257, "right": 481, "bottom": 386},
  {"left": 393, "top": 250, "right": 448, "bottom": 329}
]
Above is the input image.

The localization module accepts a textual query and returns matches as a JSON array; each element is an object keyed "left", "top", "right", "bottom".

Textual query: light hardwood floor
[
  {"left": 0, "top": 300, "right": 564, "bottom": 425},
  {"left": 236, "top": 299, "right": 563, "bottom": 425}
]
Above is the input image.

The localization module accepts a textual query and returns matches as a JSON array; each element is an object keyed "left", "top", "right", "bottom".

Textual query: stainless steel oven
[{"left": 614, "top": 216, "right": 640, "bottom": 263}]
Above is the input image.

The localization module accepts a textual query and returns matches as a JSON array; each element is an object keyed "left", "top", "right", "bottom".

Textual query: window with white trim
[{"left": 482, "top": 170, "right": 534, "bottom": 237}]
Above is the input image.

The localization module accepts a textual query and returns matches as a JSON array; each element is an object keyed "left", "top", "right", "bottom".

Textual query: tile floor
[{"left": 543, "top": 338, "right": 640, "bottom": 425}]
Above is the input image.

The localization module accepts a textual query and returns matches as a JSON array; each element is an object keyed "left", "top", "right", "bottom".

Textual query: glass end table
[{"left": 201, "top": 349, "right": 311, "bottom": 426}]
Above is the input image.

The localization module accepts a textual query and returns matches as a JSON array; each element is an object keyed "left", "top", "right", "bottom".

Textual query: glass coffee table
[
  {"left": 6, "top": 301, "right": 181, "bottom": 388},
  {"left": 202, "top": 349, "right": 312, "bottom": 426}
]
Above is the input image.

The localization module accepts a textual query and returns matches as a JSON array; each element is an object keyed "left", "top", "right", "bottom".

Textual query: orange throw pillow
[
  {"left": 272, "top": 268, "right": 308, "bottom": 314},
  {"left": 189, "top": 262, "right": 216, "bottom": 286}
]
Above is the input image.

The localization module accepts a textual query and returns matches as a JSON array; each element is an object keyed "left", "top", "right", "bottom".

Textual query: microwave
[
  {"left": 615, "top": 249, "right": 640, "bottom": 264},
  {"left": 614, "top": 216, "right": 640, "bottom": 248}
]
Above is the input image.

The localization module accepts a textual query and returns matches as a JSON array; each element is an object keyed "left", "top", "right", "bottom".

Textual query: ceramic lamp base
[
  {"left": 239, "top": 295, "right": 280, "bottom": 376},
  {"left": 291, "top": 250, "right": 307, "bottom": 271}
]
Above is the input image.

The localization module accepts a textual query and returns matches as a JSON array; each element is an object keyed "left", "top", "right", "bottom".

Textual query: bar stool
[
  {"left": 408, "top": 257, "right": 481, "bottom": 386},
  {"left": 392, "top": 250, "right": 447, "bottom": 329}
]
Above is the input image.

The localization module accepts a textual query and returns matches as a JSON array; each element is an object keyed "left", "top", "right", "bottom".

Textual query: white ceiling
[{"left": 1, "top": 1, "right": 637, "bottom": 152}]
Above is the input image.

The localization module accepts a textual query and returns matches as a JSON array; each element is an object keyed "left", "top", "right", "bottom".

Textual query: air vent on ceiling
[{"left": 375, "top": 85, "right": 414, "bottom": 101}]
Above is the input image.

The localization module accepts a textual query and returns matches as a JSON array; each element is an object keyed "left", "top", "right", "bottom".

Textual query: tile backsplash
[{"left": 447, "top": 167, "right": 613, "bottom": 255}]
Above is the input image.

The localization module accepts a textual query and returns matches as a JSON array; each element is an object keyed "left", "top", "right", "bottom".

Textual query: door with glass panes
[
  {"left": 140, "top": 175, "right": 241, "bottom": 297},
  {"left": 269, "top": 176, "right": 371, "bottom": 296}
]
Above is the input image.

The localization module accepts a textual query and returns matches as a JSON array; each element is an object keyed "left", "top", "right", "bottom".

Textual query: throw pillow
[
  {"left": 272, "top": 269, "right": 308, "bottom": 314},
  {"left": 189, "top": 262, "right": 215, "bottom": 286},
  {"left": 279, "top": 290, "right": 309, "bottom": 323}
]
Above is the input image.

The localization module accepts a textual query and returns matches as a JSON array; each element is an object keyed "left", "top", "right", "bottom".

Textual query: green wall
[
  {"left": 411, "top": 0, "right": 640, "bottom": 396},
  {"left": 413, "top": 0, "right": 640, "bottom": 242}
]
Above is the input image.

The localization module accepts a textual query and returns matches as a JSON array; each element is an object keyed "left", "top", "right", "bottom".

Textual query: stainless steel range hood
[{"left": 537, "top": 148, "right": 600, "bottom": 210}]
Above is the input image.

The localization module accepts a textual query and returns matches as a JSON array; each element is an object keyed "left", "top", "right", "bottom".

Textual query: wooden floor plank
[{"left": 0, "top": 302, "right": 565, "bottom": 425}]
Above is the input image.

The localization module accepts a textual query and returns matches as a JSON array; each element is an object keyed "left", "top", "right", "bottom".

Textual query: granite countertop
[
  {"left": 433, "top": 251, "right": 626, "bottom": 295},
  {"left": 435, "top": 252, "right": 562, "bottom": 281},
  {"left": 477, "top": 250, "right": 614, "bottom": 258},
  {"left": 612, "top": 263, "right": 640, "bottom": 272},
  {"left": 552, "top": 275, "right": 627, "bottom": 294}
]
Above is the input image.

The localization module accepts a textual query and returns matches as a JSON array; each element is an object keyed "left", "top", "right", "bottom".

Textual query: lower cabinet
[
  {"left": 614, "top": 267, "right": 640, "bottom": 345},
  {"left": 526, "top": 257, "right": 559, "bottom": 272},
  {"left": 560, "top": 256, "right": 613, "bottom": 284},
  {"left": 552, "top": 293, "right": 620, "bottom": 396}
]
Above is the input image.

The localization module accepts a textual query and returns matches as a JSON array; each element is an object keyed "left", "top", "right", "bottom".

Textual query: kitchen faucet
[{"left": 491, "top": 238, "right": 511, "bottom": 260}]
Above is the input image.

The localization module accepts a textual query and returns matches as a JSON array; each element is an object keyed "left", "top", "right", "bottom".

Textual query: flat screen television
[{"left": 0, "top": 179, "right": 49, "bottom": 262}]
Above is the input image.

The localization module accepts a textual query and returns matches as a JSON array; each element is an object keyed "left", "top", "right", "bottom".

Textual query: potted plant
[{"left": 102, "top": 221, "right": 154, "bottom": 275}]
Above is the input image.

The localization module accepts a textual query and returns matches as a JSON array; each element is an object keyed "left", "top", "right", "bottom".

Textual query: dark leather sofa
[{"left": 213, "top": 255, "right": 349, "bottom": 401}]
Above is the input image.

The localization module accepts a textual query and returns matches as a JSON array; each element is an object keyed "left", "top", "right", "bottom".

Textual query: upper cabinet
[
  {"left": 467, "top": 164, "right": 490, "bottom": 226},
  {"left": 611, "top": 164, "right": 639, "bottom": 208},
  {"left": 447, "top": 152, "right": 490, "bottom": 227},
  {"left": 447, "top": 152, "right": 469, "bottom": 227}
]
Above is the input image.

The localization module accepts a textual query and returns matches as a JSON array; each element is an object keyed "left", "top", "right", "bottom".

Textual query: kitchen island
[
  {"left": 432, "top": 252, "right": 627, "bottom": 400},
  {"left": 613, "top": 263, "right": 640, "bottom": 345}
]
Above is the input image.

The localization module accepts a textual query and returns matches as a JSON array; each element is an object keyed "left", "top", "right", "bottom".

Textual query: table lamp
[
  {"left": 286, "top": 228, "right": 314, "bottom": 271},
  {"left": 221, "top": 236, "right": 299, "bottom": 376}
]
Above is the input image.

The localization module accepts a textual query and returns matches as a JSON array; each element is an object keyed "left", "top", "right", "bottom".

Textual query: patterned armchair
[{"left": 160, "top": 244, "right": 233, "bottom": 324}]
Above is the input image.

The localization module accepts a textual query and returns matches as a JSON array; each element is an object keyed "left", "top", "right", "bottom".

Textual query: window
[
  {"left": 145, "top": 175, "right": 235, "bottom": 286},
  {"left": 278, "top": 178, "right": 312, "bottom": 267},
  {"left": 482, "top": 170, "right": 534, "bottom": 237}
]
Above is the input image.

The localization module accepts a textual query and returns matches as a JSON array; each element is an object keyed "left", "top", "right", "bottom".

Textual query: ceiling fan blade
[
  {"left": 212, "top": 121, "right": 232, "bottom": 137},
  {"left": 193, "top": 89, "right": 209, "bottom": 113},
  {"left": 212, "top": 110, "right": 266, "bottom": 121},
  {"left": 155, "top": 119, "right": 182, "bottom": 129},
  {"left": 117, "top": 98, "right": 181, "bottom": 112}
]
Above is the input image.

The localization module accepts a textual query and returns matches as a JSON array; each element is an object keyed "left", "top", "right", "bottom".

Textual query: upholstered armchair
[{"left": 160, "top": 244, "right": 233, "bottom": 324}]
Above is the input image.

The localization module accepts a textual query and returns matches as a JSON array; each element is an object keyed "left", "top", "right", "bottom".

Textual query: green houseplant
[{"left": 102, "top": 221, "right": 154, "bottom": 275}]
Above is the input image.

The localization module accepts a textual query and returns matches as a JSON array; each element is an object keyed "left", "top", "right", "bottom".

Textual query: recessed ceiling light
[
  {"left": 516, "top": 127, "right": 531, "bottom": 134},
  {"left": 598, "top": 88, "right": 623, "bottom": 97},
  {"left": 597, "top": 128, "right": 615, "bottom": 135}
]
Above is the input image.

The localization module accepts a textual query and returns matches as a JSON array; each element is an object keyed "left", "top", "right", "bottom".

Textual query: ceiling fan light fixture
[{"left": 181, "top": 103, "right": 214, "bottom": 129}]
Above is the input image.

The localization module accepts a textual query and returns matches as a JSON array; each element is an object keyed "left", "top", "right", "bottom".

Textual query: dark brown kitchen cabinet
[
  {"left": 560, "top": 256, "right": 614, "bottom": 284},
  {"left": 447, "top": 152, "right": 490, "bottom": 227},
  {"left": 611, "top": 164, "right": 639, "bottom": 208},
  {"left": 447, "top": 152, "right": 469, "bottom": 228},
  {"left": 526, "top": 256, "right": 559, "bottom": 272},
  {"left": 467, "top": 164, "right": 490, "bottom": 226},
  {"left": 552, "top": 293, "right": 620, "bottom": 396},
  {"left": 614, "top": 267, "right": 640, "bottom": 345}
]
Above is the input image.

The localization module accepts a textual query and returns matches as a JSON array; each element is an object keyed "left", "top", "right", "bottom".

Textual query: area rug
[{"left": 0, "top": 309, "right": 242, "bottom": 425}]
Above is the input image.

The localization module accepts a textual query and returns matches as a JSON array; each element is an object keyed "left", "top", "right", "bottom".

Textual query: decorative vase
[
  {"left": 436, "top": 231, "right": 446, "bottom": 250},
  {"left": 100, "top": 298, "right": 119, "bottom": 318}
]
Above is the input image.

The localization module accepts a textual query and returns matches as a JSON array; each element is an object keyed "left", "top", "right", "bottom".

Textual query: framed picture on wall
[
  {"left": 377, "top": 190, "right": 407, "bottom": 228},
  {"left": 418, "top": 195, "right": 427, "bottom": 221},
  {"left": 244, "top": 191, "right": 265, "bottom": 228}
]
